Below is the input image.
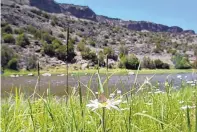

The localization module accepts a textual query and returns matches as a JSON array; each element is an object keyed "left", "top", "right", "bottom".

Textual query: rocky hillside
[{"left": 1, "top": 0, "right": 197, "bottom": 70}]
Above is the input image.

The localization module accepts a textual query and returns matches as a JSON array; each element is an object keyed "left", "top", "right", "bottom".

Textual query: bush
[
  {"left": 52, "top": 39, "right": 62, "bottom": 49},
  {"left": 98, "top": 51, "right": 105, "bottom": 66},
  {"left": 119, "top": 45, "right": 128, "bottom": 58},
  {"left": 89, "top": 40, "right": 96, "bottom": 47},
  {"left": 3, "top": 34, "right": 15, "bottom": 43},
  {"left": 81, "top": 47, "right": 98, "bottom": 63},
  {"left": 119, "top": 54, "right": 140, "bottom": 70},
  {"left": 14, "top": 28, "right": 24, "bottom": 34},
  {"left": 142, "top": 57, "right": 155, "bottom": 69},
  {"left": 192, "top": 60, "right": 197, "bottom": 69},
  {"left": 154, "top": 59, "right": 170, "bottom": 69},
  {"left": 2, "top": 24, "right": 13, "bottom": 34},
  {"left": 16, "top": 34, "right": 30, "bottom": 47},
  {"left": 7, "top": 58, "right": 18, "bottom": 70},
  {"left": 104, "top": 47, "right": 118, "bottom": 61},
  {"left": 58, "top": 33, "right": 65, "bottom": 39},
  {"left": 42, "top": 32, "right": 54, "bottom": 44},
  {"left": 1, "top": 45, "right": 15, "bottom": 69},
  {"left": 26, "top": 55, "right": 37, "bottom": 70},
  {"left": 77, "top": 41, "right": 85, "bottom": 51},
  {"left": 43, "top": 42, "right": 55, "bottom": 56},
  {"left": 55, "top": 45, "right": 67, "bottom": 61},
  {"left": 172, "top": 54, "right": 191, "bottom": 69}
]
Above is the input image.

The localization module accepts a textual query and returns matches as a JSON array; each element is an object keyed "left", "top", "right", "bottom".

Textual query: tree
[
  {"left": 119, "top": 54, "right": 140, "bottom": 70},
  {"left": 172, "top": 54, "right": 191, "bottom": 69},
  {"left": 2, "top": 24, "right": 13, "bottom": 34},
  {"left": 104, "top": 47, "right": 117, "bottom": 60},
  {"left": 7, "top": 58, "right": 18, "bottom": 70}
]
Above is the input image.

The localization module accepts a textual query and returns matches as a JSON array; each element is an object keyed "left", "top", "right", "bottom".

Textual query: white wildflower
[
  {"left": 95, "top": 92, "right": 99, "bottom": 95},
  {"left": 86, "top": 98, "right": 122, "bottom": 111},
  {"left": 180, "top": 105, "right": 196, "bottom": 110},
  {"left": 117, "top": 90, "right": 122, "bottom": 94},
  {"left": 145, "top": 102, "right": 153, "bottom": 106},
  {"left": 179, "top": 101, "right": 184, "bottom": 104},
  {"left": 109, "top": 93, "right": 115, "bottom": 98}
]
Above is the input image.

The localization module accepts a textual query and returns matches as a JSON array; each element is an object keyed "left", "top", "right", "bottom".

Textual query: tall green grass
[{"left": 1, "top": 74, "right": 197, "bottom": 132}]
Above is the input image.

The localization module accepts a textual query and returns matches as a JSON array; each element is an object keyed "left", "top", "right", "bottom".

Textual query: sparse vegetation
[
  {"left": 16, "top": 33, "right": 30, "bottom": 47},
  {"left": 2, "top": 34, "right": 15, "bottom": 43}
]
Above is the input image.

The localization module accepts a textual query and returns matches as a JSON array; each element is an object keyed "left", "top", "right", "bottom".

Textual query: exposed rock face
[
  {"left": 7, "top": 0, "right": 194, "bottom": 34},
  {"left": 30, "top": 0, "right": 62, "bottom": 13},
  {"left": 97, "top": 16, "right": 195, "bottom": 34},
  {"left": 60, "top": 4, "right": 97, "bottom": 21}
]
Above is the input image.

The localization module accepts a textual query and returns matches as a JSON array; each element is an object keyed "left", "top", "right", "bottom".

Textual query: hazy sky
[{"left": 55, "top": 0, "right": 197, "bottom": 32}]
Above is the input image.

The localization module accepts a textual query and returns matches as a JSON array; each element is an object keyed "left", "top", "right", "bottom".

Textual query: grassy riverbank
[
  {"left": 1, "top": 68, "right": 197, "bottom": 76},
  {"left": 1, "top": 81, "right": 197, "bottom": 131}
]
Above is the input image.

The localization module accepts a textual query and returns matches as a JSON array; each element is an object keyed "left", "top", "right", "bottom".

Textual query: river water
[{"left": 1, "top": 73, "right": 197, "bottom": 97}]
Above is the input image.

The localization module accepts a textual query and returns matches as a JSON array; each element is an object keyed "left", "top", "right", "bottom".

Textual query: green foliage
[
  {"left": 14, "top": 28, "right": 24, "bottom": 34},
  {"left": 98, "top": 51, "right": 105, "bottom": 66},
  {"left": 172, "top": 54, "right": 191, "bottom": 69},
  {"left": 1, "top": 45, "right": 15, "bottom": 69},
  {"left": 154, "top": 59, "right": 170, "bottom": 69},
  {"left": 31, "top": 9, "right": 50, "bottom": 19},
  {"left": 192, "top": 60, "right": 197, "bottom": 69},
  {"left": 55, "top": 45, "right": 67, "bottom": 61},
  {"left": 142, "top": 57, "right": 155, "bottom": 69},
  {"left": 58, "top": 33, "right": 65, "bottom": 39},
  {"left": 81, "top": 47, "right": 98, "bottom": 63},
  {"left": 7, "top": 58, "right": 18, "bottom": 70},
  {"left": 16, "top": 34, "right": 30, "bottom": 47},
  {"left": 89, "top": 39, "right": 96, "bottom": 47},
  {"left": 119, "top": 45, "right": 128, "bottom": 58},
  {"left": 43, "top": 42, "right": 55, "bottom": 56},
  {"left": 119, "top": 54, "right": 140, "bottom": 70},
  {"left": 51, "top": 16, "right": 58, "bottom": 26},
  {"left": 26, "top": 55, "right": 37, "bottom": 70},
  {"left": 103, "top": 47, "right": 117, "bottom": 60},
  {"left": 2, "top": 24, "right": 13, "bottom": 34},
  {"left": 3, "top": 34, "right": 15, "bottom": 43},
  {"left": 77, "top": 41, "right": 86, "bottom": 51},
  {"left": 42, "top": 32, "right": 55, "bottom": 44},
  {"left": 153, "top": 42, "right": 163, "bottom": 53}
]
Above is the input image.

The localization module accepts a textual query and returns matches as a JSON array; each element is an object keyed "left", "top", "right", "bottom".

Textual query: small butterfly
[{"left": 98, "top": 93, "right": 107, "bottom": 103}]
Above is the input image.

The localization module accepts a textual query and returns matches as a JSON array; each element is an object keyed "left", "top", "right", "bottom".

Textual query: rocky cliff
[{"left": 5, "top": 0, "right": 195, "bottom": 34}]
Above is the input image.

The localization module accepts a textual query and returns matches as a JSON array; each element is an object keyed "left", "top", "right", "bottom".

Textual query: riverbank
[
  {"left": 1, "top": 68, "right": 197, "bottom": 76},
  {"left": 1, "top": 83, "right": 197, "bottom": 131}
]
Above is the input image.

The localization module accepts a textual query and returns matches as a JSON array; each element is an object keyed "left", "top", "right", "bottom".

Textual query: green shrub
[
  {"left": 192, "top": 60, "right": 197, "bottom": 69},
  {"left": 125, "top": 54, "right": 140, "bottom": 69},
  {"left": 26, "top": 55, "right": 37, "bottom": 70},
  {"left": 58, "top": 33, "right": 65, "bottom": 38},
  {"left": 14, "top": 28, "right": 24, "bottom": 34},
  {"left": 89, "top": 40, "right": 96, "bottom": 47},
  {"left": 119, "top": 45, "right": 128, "bottom": 58},
  {"left": 55, "top": 45, "right": 67, "bottom": 61},
  {"left": 16, "top": 34, "right": 30, "bottom": 47},
  {"left": 172, "top": 54, "right": 191, "bottom": 69},
  {"left": 154, "top": 59, "right": 170, "bottom": 69},
  {"left": 104, "top": 47, "right": 117, "bottom": 60},
  {"left": 7, "top": 58, "right": 18, "bottom": 70},
  {"left": 2, "top": 24, "right": 13, "bottom": 34},
  {"left": 119, "top": 54, "right": 140, "bottom": 70},
  {"left": 98, "top": 51, "right": 105, "bottom": 66},
  {"left": 77, "top": 41, "right": 85, "bottom": 51},
  {"left": 1, "top": 45, "right": 15, "bottom": 69},
  {"left": 42, "top": 32, "right": 54, "bottom": 44},
  {"left": 81, "top": 47, "right": 98, "bottom": 63},
  {"left": 142, "top": 57, "right": 155, "bottom": 69},
  {"left": 3, "top": 34, "right": 15, "bottom": 43},
  {"left": 52, "top": 39, "right": 62, "bottom": 49},
  {"left": 43, "top": 42, "right": 55, "bottom": 56}
]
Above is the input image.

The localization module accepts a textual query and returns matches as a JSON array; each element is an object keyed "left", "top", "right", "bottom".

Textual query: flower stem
[{"left": 102, "top": 107, "right": 106, "bottom": 132}]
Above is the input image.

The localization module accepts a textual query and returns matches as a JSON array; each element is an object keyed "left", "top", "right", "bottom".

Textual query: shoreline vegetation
[
  {"left": 1, "top": 73, "right": 197, "bottom": 131},
  {"left": 1, "top": 68, "right": 197, "bottom": 76}
]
